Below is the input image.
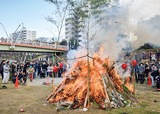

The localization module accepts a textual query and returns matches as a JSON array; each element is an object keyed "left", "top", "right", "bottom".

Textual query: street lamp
[{"left": 0, "top": 22, "right": 9, "bottom": 38}]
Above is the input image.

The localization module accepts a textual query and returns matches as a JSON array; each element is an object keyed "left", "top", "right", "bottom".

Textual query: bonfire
[{"left": 47, "top": 53, "right": 138, "bottom": 110}]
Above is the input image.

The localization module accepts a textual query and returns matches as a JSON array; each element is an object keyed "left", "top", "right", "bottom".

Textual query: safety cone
[
  {"left": 46, "top": 76, "right": 50, "bottom": 85},
  {"left": 147, "top": 76, "right": 152, "bottom": 86},
  {"left": 15, "top": 76, "right": 19, "bottom": 88}
]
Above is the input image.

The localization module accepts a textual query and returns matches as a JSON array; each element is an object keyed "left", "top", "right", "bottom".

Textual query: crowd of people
[
  {"left": 0, "top": 59, "right": 68, "bottom": 89},
  {"left": 134, "top": 50, "right": 160, "bottom": 90},
  {"left": 1, "top": 50, "right": 160, "bottom": 91}
]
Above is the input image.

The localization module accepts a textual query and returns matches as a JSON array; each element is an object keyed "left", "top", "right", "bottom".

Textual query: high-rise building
[
  {"left": 10, "top": 26, "right": 36, "bottom": 40},
  {"left": 65, "top": 7, "right": 86, "bottom": 49}
]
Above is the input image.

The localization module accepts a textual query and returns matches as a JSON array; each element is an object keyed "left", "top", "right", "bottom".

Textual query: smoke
[
  {"left": 120, "top": 0, "right": 160, "bottom": 21},
  {"left": 88, "top": 0, "right": 160, "bottom": 60},
  {"left": 67, "top": 47, "right": 87, "bottom": 66},
  {"left": 89, "top": 2, "right": 130, "bottom": 60},
  {"left": 120, "top": 0, "right": 160, "bottom": 48},
  {"left": 133, "top": 15, "right": 160, "bottom": 48},
  {"left": 67, "top": 0, "right": 160, "bottom": 75},
  {"left": 119, "top": 0, "right": 160, "bottom": 49}
]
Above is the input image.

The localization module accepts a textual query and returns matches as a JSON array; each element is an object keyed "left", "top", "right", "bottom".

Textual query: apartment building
[
  {"left": 65, "top": 7, "right": 87, "bottom": 49},
  {"left": 10, "top": 26, "right": 37, "bottom": 40}
]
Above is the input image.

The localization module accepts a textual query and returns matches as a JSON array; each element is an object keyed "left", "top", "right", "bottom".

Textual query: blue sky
[{"left": 0, "top": 0, "right": 57, "bottom": 38}]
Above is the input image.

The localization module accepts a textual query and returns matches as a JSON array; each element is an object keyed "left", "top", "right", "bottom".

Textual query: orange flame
[
  {"left": 124, "top": 77, "right": 134, "bottom": 93},
  {"left": 48, "top": 50, "right": 134, "bottom": 109}
]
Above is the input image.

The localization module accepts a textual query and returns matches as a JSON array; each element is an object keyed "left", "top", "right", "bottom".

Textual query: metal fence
[{"left": 0, "top": 38, "right": 68, "bottom": 50}]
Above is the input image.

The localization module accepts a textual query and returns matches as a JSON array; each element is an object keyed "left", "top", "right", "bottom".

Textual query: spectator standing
[
  {"left": 135, "top": 65, "right": 139, "bottom": 83},
  {"left": 23, "top": 62, "right": 30, "bottom": 77},
  {"left": 138, "top": 63, "right": 145, "bottom": 84},
  {"left": 0, "top": 60, "right": 5, "bottom": 80},
  {"left": 53, "top": 64, "right": 58, "bottom": 77},
  {"left": 151, "top": 52, "right": 156, "bottom": 62},
  {"left": 41, "top": 62, "right": 48, "bottom": 77},
  {"left": 150, "top": 65, "right": 159, "bottom": 87},
  {"left": 142, "top": 51, "right": 146, "bottom": 60},
  {"left": 149, "top": 51, "right": 152, "bottom": 61},
  {"left": 47, "top": 64, "right": 53, "bottom": 77},
  {"left": 156, "top": 74, "right": 160, "bottom": 90},
  {"left": 58, "top": 62, "right": 63, "bottom": 77},
  {"left": 11, "top": 62, "right": 17, "bottom": 83},
  {"left": 144, "top": 63, "right": 151, "bottom": 78},
  {"left": 37, "top": 62, "right": 41, "bottom": 78},
  {"left": 27, "top": 66, "right": 34, "bottom": 82},
  {"left": 2, "top": 61, "right": 10, "bottom": 84},
  {"left": 33, "top": 61, "right": 38, "bottom": 79}
]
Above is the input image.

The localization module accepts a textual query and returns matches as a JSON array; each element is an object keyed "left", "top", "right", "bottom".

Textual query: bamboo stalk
[
  {"left": 123, "top": 84, "right": 139, "bottom": 103},
  {"left": 102, "top": 75, "right": 112, "bottom": 107},
  {"left": 87, "top": 54, "right": 90, "bottom": 107},
  {"left": 105, "top": 72, "right": 124, "bottom": 107},
  {"left": 46, "top": 78, "right": 66, "bottom": 101},
  {"left": 132, "top": 68, "right": 136, "bottom": 95},
  {"left": 84, "top": 93, "right": 88, "bottom": 108}
]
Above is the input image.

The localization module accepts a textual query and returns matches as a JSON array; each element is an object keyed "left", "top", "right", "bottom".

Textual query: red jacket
[
  {"left": 59, "top": 62, "right": 63, "bottom": 69},
  {"left": 53, "top": 66, "right": 58, "bottom": 72}
]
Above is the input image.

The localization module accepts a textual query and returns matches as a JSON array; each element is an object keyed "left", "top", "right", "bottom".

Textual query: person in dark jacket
[
  {"left": 150, "top": 65, "right": 159, "bottom": 87},
  {"left": 156, "top": 75, "right": 160, "bottom": 90},
  {"left": 11, "top": 62, "right": 18, "bottom": 83},
  {"left": 138, "top": 63, "right": 145, "bottom": 84},
  {"left": 41, "top": 62, "right": 48, "bottom": 77},
  {"left": 144, "top": 64, "right": 151, "bottom": 78},
  {"left": 58, "top": 62, "right": 63, "bottom": 77},
  {"left": 0, "top": 60, "right": 6, "bottom": 80},
  {"left": 135, "top": 65, "right": 139, "bottom": 83}
]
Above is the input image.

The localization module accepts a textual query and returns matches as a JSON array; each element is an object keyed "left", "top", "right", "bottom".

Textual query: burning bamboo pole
[
  {"left": 102, "top": 75, "right": 112, "bottom": 108},
  {"left": 84, "top": 93, "right": 88, "bottom": 108},
  {"left": 86, "top": 54, "right": 90, "bottom": 108},
  {"left": 85, "top": 6, "right": 91, "bottom": 107},
  {"left": 103, "top": 63, "right": 124, "bottom": 107},
  {"left": 122, "top": 84, "right": 139, "bottom": 103},
  {"left": 46, "top": 77, "right": 66, "bottom": 101},
  {"left": 132, "top": 68, "right": 136, "bottom": 95},
  {"left": 105, "top": 72, "right": 124, "bottom": 107}
]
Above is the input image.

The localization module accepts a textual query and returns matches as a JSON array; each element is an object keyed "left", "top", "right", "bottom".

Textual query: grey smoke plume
[
  {"left": 88, "top": 0, "right": 160, "bottom": 60},
  {"left": 67, "top": 0, "right": 160, "bottom": 71},
  {"left": 120, "top": 0, "right": 160, "bottom": 21},
  {"left": 133, "top": 15, "right": 160, "bottom": 48}
]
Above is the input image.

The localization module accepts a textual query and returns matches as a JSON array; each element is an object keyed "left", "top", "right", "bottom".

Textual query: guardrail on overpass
[{"left": 0, "top": 38, "right": 69, "bottom": 52}]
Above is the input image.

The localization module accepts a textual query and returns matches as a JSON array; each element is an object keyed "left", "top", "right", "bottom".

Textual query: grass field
[{"left": 0, "top": 79, "right": 160, "bottom": 114}]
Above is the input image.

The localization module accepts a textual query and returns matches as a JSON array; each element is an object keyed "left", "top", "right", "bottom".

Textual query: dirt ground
[{"left": 0, "top": 79, "right": 160, "bottom": 114}]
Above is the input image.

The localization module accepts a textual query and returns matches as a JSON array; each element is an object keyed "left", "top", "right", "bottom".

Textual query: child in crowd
[{"left": 27, "top": 66, "right": 34, "bottom": 82}]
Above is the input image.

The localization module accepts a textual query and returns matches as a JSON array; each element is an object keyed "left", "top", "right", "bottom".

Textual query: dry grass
[{"left": 0, "top": 80, "right": 160, "bottom": 114}]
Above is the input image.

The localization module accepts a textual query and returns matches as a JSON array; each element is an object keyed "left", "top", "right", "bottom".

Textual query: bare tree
[{"left": 45, "top": 0, "right": 75, "bottom": 48}]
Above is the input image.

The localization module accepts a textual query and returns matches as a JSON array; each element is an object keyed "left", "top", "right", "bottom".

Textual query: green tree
[
  {"left": 70, "top": 0, "right": 111, "bottom": 107},
  {"left": 45, "top": 0, "right": 111, "bottom": 107}
]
